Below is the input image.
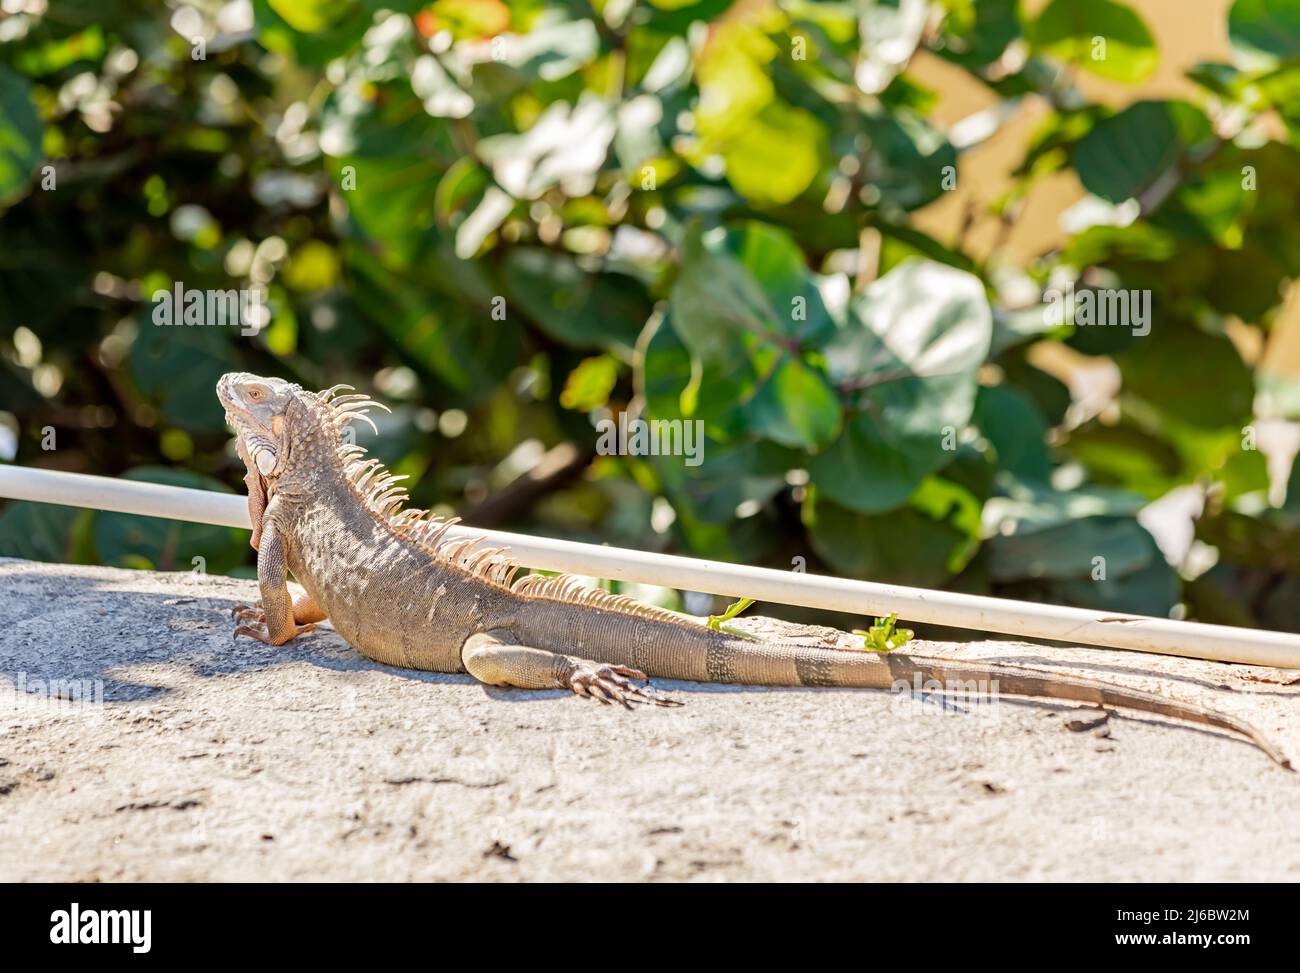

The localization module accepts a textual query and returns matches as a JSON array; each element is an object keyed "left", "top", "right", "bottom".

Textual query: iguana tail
[
  {"left": 884, "top": 653, "right": 1290, "bottom": 770},
  {"left": 520, "top": 606, "right": 1291, "bottom": 768}
]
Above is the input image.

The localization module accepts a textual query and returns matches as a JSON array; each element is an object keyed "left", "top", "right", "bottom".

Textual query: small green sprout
[
  {"left": 706, "top": 597, "right": 759, "bottom": 639},
  {"left": 852, "top": 613, "right": 914, "bottom": 653}
]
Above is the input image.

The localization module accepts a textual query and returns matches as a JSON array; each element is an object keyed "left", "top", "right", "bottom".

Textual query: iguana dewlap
[{"left": 216, "top": 372, "right": 1290, "bottom": 768}]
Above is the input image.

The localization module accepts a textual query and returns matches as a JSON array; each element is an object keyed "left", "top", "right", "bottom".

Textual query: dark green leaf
[
  {"left": 0, "top": 67, "right": 43, "bottom": 208},
  {"left": 1075, "top": 101, "right": 1213, "bottom": 203}
]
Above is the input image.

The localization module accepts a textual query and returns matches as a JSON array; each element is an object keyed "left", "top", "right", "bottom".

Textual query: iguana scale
[{"left": 217, "top": 373, "right": 1290, "bottom": 768}]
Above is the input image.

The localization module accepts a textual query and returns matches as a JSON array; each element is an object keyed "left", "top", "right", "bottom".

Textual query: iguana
[{"left": 217, "top": 372, "right": 1291, "bottom": 769}]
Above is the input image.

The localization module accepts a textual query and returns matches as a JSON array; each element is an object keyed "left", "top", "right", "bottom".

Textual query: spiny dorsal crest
[
  {"left": 511, "top": 573, "right": 700, "bottom": 625},
  {"left": 316, "top": 384, "right": 390, "bottom": 438},
  {"left": 317, "top": 384, "right": 523, "bottom": 589}
]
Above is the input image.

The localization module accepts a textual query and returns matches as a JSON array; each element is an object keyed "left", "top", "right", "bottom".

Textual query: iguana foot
[
  {"left": 565, "top": 662, "right": 681, "bottom": 708},
  {"left": 233, "top": 621, "right": 316, "bottom": 645},
  {"left": 232, "top": 601, "right": 263, "bottom": 621},
  {"left": 232, "top": 595, "right": 327, "bottom": 625}
]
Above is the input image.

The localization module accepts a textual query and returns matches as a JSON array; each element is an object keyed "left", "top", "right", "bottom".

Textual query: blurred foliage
[{"left": 2, "top": 0, "right": 1300, "bottom": 631}]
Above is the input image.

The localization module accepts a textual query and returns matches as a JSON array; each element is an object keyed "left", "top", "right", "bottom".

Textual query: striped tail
[
  {"left": 519, "top": 601, "right": 1290, "bottom": 768},
  {"left": 626, "top": 629, "right": 1291, "bottom": 770}
]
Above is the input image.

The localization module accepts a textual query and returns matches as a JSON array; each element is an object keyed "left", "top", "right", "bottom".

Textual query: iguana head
[
  {"left": 217, "top": 372, "right": 305, "bottom": 478},
  {"left": 218, "top": 372, "right": 388, "bottom": 484}
]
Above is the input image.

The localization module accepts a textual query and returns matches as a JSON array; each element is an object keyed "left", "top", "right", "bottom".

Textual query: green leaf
[
  {"left": 859, "top": 110, "right": 957, "bottom": 212},
  {"left": 0, "top": 501, "right": 89, "bottom": 563},
  {"left": 804, "top": 489, "right": 973, "bottom": 588},
  {"left": 1061, "top": 423, "right": 1181, "bottom": 497},
  {"left": 1228, "top": 0, "right": 1300, "bottom": 70},
  {"left": 982, "top": 480, "right": 1147, "bottom": 536},
  {"left": 1028, "top": 0, "right": 1158, "bottom": 83},
  {"left": 747, "top": 355, "right": 843, "bottom": 451},
  {"left": 909, "top": 475, "right": 983, "bottom": 574},
  {"left": 1172, "top": 167, "right": 1254, "bottom": 248},
  {"left": 973, "top": 385, "right": 1052, "bottom": 482},
  {"left": 477, "top": 93, "right": 615, "bottom": 200},
  {"left": 809, "top": 412, "right": 943, "bottom": 514},
  {"left": 653, "top": 437, "right": 794, "bottom": 524},
  {"left": 13, "top": 25, "right": 106, "bottom": 76},
  {"left": 472, "top": 14, "right": 600, "bottom": 83},
  {"left": 1060, "top": 223, "right": 1179, "bottom": 266},
  {"left": 424, "top": 0, "right": 511, "bottom": 40},
  {"left": 0, "top": 67, "right": 43, "bottom": 208},
  {"left": 267, "top": 0, "right": 350, "bottom": 31},
  {"left": 641, "top": 312, "right": 760, "bottom": 441},
  {"left": 331, "top": 154, "right": 444, "bottom": 261},
  {"left": 853, "top": 612, "right": 915, "bottom": 653},
  {"left": 348, "top": 247, "right": 519, "bottom": 400},
  {"left": 937, "top": 0, "right": 1020, "bottom": 68},
  {"left": 690, "top": 18, "right": 827, "bottom": 204},
  {"left": 560, "top": 355, "right": 620, "bottom": 411},
  {"left": 321, "top": 80, "right": 454, "bottom": 161},
  {"left": 668, "top": 223, "right": 841, "bottom": 450},
  {"left": 254, "top": 0, "right": 372, "bottom": 65},
  {"left": 671, "top": 222, "right": 834, "bottom": 361},
  {"left": 1053, "top": 556, "right": 1179, "bottom": 616},
  {"left": 503, "top": 249, "right": 650, "bottom": 356},
  {"left": 1075, "top": 101, "right": 1213, "bottom": 203},
  {"left": 988, "top": 516, "right": 1178, "bottom": 617},
  {"left": 721, "top": 102, "right": 827, "bottom": 206},
  {"left": 706, "top": 596, "right": 759, "bottom": 638},
  {"left": 810, "top": 259, "right": 992, "bottom": 513},
  {"left": 1119, "top": 327, "right": 1254, "bottom": 429},
  {"left": 322, "top": 80, "right": 456, "bottom": 263},
  {"left": 987, "top": 516, "right": 1154, "bottom": 582},
  {"left": 129, "top": 312, "right": 243, "bottom": 431}
]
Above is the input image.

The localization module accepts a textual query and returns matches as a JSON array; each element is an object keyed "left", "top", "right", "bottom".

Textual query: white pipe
[{"left": 2, "top": 464, "right": 1299, "bottom": 668}]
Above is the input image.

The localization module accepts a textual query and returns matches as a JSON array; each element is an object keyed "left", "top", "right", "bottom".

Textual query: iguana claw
[
  {"left": 566, "top": 662, "right": 682, "bottom": 709},
  {"left": 233, "top": 620, "right": 316, "bottom": 645},
  {"left": 232, "top": 600, "right": 263, "bottom": 620}
]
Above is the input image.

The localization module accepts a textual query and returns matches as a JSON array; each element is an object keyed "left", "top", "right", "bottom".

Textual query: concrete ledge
[{"left": 1, "top": 556, "right": 1298, "bottom": 881}]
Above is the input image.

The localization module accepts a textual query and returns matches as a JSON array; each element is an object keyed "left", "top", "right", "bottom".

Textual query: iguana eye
[{"left": 247, "top": 387, "right": 267, "bottom": 402}]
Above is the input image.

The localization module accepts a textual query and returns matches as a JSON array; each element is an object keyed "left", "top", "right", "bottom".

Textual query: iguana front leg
[
  {"left": 233, "top": 521, "right": 317, "bottom": 645},
  {"left": 461, "top": 630, "right": 677, "bottom": 707}
]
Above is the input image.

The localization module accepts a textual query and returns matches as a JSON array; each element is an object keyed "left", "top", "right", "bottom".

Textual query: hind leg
[{"left": 461, "top": 630, "right": 676, "bottom": 707}]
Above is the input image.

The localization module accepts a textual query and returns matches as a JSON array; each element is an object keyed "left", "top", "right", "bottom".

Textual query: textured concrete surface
[{"left": 1, "top": 556, "right": 1298, "bottom": 882}]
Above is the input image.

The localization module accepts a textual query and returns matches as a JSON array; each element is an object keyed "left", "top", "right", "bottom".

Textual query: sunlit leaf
[
  {"left": 1029, "top": 0, "right": 1158, "bottom": 83},
  {"left": 810, "top": 259, "right": 992, "bottom": 513}
]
